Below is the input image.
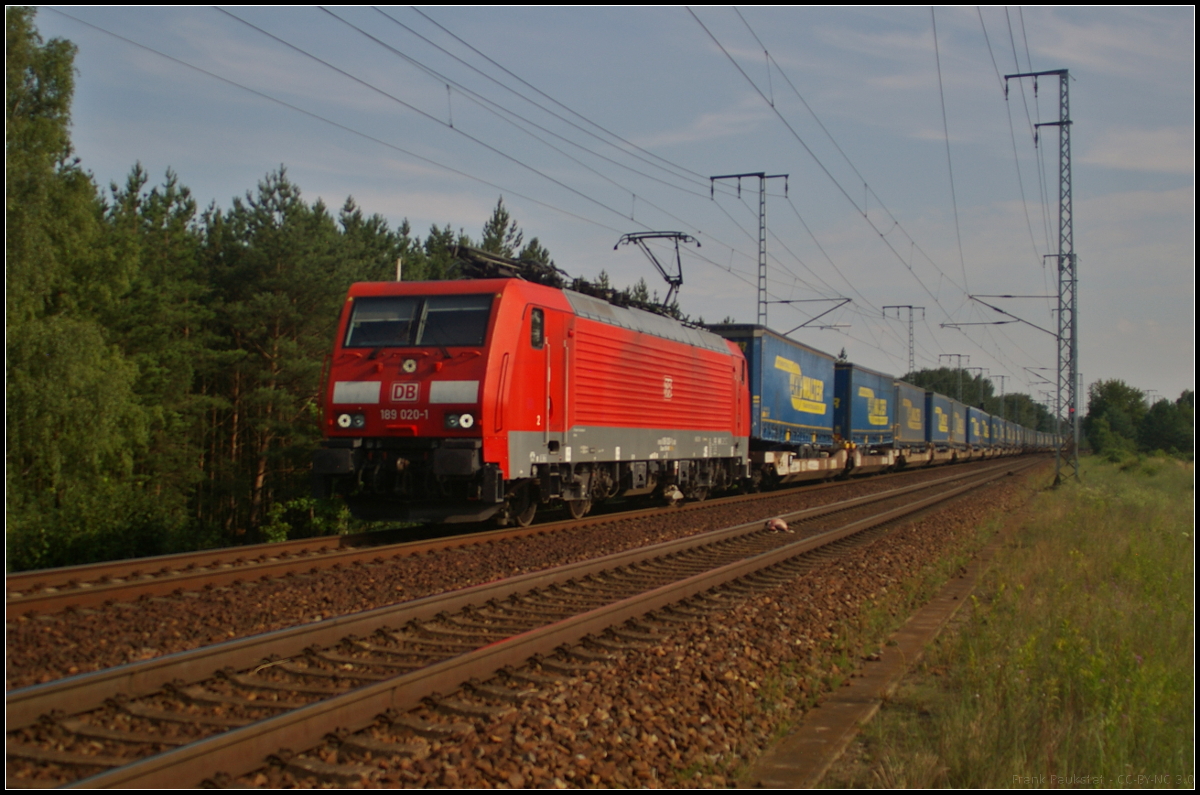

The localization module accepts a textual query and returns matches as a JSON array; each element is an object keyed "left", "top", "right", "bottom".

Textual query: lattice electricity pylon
[
  {"left": 709, "top": 172, "right": 788, "bottom": 327},
  {"left": 884, "top": 305, "right": 925, "bottom": 375},
  {"left": 1006, "top": 68, "right": 1078, "bottom": 485},
  {"left": 614, "top": 232, "right": 700, "bottom": 308}
]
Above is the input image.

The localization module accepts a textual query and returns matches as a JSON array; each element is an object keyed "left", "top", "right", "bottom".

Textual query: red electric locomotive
[{"left": 313, "top": 275, "right": 750, "bottom": 526}]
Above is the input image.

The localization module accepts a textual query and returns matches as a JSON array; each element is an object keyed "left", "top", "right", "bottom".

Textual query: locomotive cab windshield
[{"left": 344, "top": 294, "right": 493, "bottom": 349}]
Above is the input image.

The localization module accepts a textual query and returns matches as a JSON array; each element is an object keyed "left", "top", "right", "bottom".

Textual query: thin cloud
[
  {"left": 633, "top": 97, "right": 772, "bottom": 148},
  {"left": 1031, "top": 9, "right": 1195, "bottom": 77},
  {"left": 1081, "top": 127, "right": 1195, "bottom": 174}
]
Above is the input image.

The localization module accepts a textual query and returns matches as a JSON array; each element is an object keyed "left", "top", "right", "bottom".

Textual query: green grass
[{"left": 826, "top": 455, "right": 1195, "bottom": 788}]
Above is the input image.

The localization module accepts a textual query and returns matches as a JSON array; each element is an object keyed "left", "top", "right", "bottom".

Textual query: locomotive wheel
[
  {"left": 689, "top": 487, "right": 709, "bottom": 502},
  {"left": 496, "top": 484, "right": 537, "bottom": 528},
  {"left": 513, "top": 490, "right": 537, "bottom": 527},
  {"left": 565, "top": 498, "right": 592, "bottom": 520}
]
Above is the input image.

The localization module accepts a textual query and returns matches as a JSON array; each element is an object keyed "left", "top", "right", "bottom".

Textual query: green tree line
[
  {"left": 1084, "top": 380, "right": 1193, "bottom": 460},
  {"left": 5, "top": 9, "right": 562, "bottom": 570}
]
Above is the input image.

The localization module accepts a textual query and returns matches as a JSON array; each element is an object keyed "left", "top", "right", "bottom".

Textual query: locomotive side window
[
  {"left": 344, "top": 294, "right": 493, "bottom": 348},
  {"left": 530, "top": 308, "right": 545, "bottom": 349}
]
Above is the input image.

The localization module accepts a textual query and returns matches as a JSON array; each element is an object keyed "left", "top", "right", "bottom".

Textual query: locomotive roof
[{"left": 563, "top": 289, "right": 733, "bottom": 355}]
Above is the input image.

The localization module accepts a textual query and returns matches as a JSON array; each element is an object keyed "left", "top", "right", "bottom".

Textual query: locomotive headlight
[
  {"left": 444, "top": 412, "right": 475, "bottom": 430},
  {"left": 351, "top": 413, "right": 367, "bottom": 429},
  {"left": 402, "top": 358, "right": 418, "bottom": 374},
  {"left": 337, "top": 413, "right": 353, "bottom": 429}
]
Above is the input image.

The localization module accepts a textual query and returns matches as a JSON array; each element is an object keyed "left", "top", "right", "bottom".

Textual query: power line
[
  {"left": 687, "top": 8, "right": 965, "bottom": 326},
  {"left": 217, "top": 8, "right": 644, "bottom": 230},
  {"left": 976, "top": 7, "right": 1046, "bottom": 274},
  {"left": 46, "top": 8, "right": 628, "bottom": 238},
  {"left": 931, "top": 7, "right": 970, "bottom": 294},
  {"left": 404, "top": 6, "right": 714, "bottom": 188},
  {"left": 718, "top": 8, "right": 1052, "bottom": 381},
  {"left": 358, "top": 8, "right": 719, "bottom": 201},
  {"left": 225, "top": 8, "right": 796, "bottom": 311}
]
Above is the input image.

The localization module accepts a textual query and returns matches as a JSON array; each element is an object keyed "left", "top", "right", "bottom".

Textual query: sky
[{"left": 31, "top": 6, "right": 1196, "bottom": 407}]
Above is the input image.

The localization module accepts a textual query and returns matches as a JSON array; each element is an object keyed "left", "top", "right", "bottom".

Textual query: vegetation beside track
[
  {"left": 824, "top": 455, "right": 1195, "bottom": 788},
  {"left": 702, "top": 461, "right": 1051, "bottom": 787}
]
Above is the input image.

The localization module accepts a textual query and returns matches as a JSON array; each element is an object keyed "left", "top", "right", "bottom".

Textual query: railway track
[
  {"left": 6, "top": 458, "right": 1035, "bottom": 788},
  {"left": 5, "top": 459, "right": 1020, "bottom": 616}
]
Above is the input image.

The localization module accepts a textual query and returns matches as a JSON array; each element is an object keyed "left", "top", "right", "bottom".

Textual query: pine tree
[
  {"left": 479, "top": 197, "right": 523, "bottom": 258},
  {"left": 200, "top": 168, "right": 347, "bottom": 533}
]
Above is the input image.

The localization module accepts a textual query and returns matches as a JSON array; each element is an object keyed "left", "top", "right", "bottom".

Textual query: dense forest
[{"left": 5, "top": 9, "right": 568, "bottom": 570}]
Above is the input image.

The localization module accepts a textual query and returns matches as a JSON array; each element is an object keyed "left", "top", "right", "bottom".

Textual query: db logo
[{"left": 391, "top": 382, "right": 420, "bottom": 402}]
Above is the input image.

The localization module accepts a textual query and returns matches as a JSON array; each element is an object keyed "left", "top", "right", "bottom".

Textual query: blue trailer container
[
  {"left": 948, "top": 399, "right": 967, "bottom": 448},
  {"left": 709, "top": 325, "right": 835, "bottom": 449},
  {"left": 893, "top": 380, "right": 927, "bottom": 448},
  {"left": 834, "top": 362, "right": 894, "bottom": 447},
  {"left": 925, "top": 391, "right": 952, "bottom": 448},
  {"left": 967, "top": 406, "right": 992, "bottom": 448}
]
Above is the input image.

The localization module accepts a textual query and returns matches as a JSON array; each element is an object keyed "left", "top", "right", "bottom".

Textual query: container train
[{"left": 312, "top": 267, "right": 1056, "bottom": 526}]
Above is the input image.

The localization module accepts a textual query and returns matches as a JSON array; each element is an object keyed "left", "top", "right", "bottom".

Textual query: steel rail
[
  {"left": 69, "top": 459, "right": 1033, "bottom": 788},
  {"left": 6, "top": 458, "right": 1017, "bottom": 614},
  {"left": 2, "top": 480, "right": 787, "bottom": 614},
  {"left": 6, "top": 460, "right": 1018, "bottom": 730}
]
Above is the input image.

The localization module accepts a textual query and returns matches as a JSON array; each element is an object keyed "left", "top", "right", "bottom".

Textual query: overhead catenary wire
[
  {"left": 319, "top": 8, "right": 720, "bottom": 240},
  {"left": 339, "top": 8, "right": 719, "bottom": 203},
  {"left": 930, "top": 7, "right": 970, "bottom": 295},
  {"left": 687, "top": 8, "right": 966, "bottom": 327},
  {"left": 1004, "top": 7, "right": 1055, "bottom": 258},
  {"left": 404, "top": 6, "right": 715, "bottom": 189},
  {"left": 976, "top": 7, "right": 1046, "bottom": 277},
  {"left": 55, "top": 7, "right": 795, "bottom": 327},
  {"left": 216, "top": 7, "right": 807, "bottom": 312},
  {"left": 46, "top": 7, "right": 626, "bottom": 238},
  {"left": 216, "top": 8, "right": 649, "bottom": 233},
  {"left": 718, "top": 7, "right": 1054, "bottom": 382}
]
